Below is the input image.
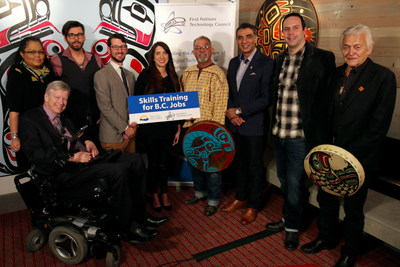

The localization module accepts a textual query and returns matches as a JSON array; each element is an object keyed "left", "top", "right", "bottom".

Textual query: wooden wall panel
[{"left": 239, "top": 0, "right": 400, "bottom": 85}]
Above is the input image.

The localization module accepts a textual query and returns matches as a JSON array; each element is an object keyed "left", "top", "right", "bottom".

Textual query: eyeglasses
[
  {"left": 67, "top": 32, "right": 84, "bottom": 38},
  {"left": 23, "top": 50, "right": 45, "bottom": 56},
  {"left": 194, "top": 45, "right": 210, "bottom": 50},
  {"left": 110, "top": 45, "right": 128, "bottom": 50}
]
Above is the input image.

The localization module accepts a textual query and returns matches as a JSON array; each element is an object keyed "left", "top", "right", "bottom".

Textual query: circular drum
[
  {"left": 304, "top": 144, "right": 365, "bottom": 196},
  {"left": 183, "top": 121, "right": 235, "bottom": 173}
]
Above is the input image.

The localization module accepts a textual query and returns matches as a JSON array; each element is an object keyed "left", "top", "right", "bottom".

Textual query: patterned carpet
[{"left": 1, "top": 186, "right": 400, "bottom": 266}]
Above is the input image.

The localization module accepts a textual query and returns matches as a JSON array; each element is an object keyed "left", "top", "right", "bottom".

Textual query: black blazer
[
  {"left": 19, "top": 106, "right": 78, "bottom": 174},
  {"left": 226, "top": 50, "right": 274, "bottom": 136},
  {"left": 332, "top": 58, "right": 397, "bottom": 172},
  {"left": 271, "top": 42, "right": 336, "bottom": 148}
]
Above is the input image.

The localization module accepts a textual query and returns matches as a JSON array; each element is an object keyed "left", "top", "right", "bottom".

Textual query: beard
[
  {"left": 111, "top": 54, "right": 126, "bottom": 63},
  {"left": 197, "top": 52, "right": 209, "bottom": 63}
]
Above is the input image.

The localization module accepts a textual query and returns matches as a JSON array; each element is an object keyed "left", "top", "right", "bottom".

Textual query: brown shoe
[
  {"left": 222, "top": 200, "right": 247, "bottom": 212},
  {"left": 241, "top": 208, "right": 258, "bottom": 225}
]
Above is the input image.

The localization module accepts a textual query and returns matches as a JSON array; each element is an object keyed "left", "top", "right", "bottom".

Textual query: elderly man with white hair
[{"left": 300, "top": 24, "right": 397, "bottom": 267}]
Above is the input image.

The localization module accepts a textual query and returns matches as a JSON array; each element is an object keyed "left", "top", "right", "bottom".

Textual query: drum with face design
[
  {"left": 183, "top": 121, "right": 235, "bottom": 173},
  {"left": 304, "top": 144, "right": 365, "bottom": 196}
]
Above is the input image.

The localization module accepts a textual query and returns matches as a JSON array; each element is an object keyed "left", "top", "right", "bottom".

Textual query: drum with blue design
[{"left": 183, "top": 121, "right": 235, "bottom": 173}]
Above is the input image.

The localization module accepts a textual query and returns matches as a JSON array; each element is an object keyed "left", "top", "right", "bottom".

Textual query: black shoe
[
  {"left": 151, "top": 205, "right": 162, "bottom": 212},
  {"left": 185, "top": 196, "right": 207, "bottom": 205},
  {"left": 266, "top": 219, "right": 285, "bottom": 232},
  {"left": 121, "top": 226, "right": 159, "bottom": 244},
  {"left": 161, "top": 202, "right": 172, "bottom": 211},
  {"left": 335, "top": 255, "right": 355, "bottom": 267},
  {"left": 285, "top": 231, "right": 299, "bottom": 251},
  {"left": 204, "top": 205, "right": 217, "bottom": 216},
  {"left": 145, "top": 215, "right": 168, "bottom": 229},
  {"left": 300, "top": 238, "right": 336, "bottom": 254}
]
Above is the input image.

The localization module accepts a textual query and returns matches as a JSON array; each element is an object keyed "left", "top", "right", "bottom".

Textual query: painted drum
[
  {"left": 255, "top": 0, "right": 319, "bottom": 59},
  {"left": 304, "top": 144, "right": 365, "bottom": 196},
  {"left": 183, "top": 121, "right": 235, "bottom": 173}
]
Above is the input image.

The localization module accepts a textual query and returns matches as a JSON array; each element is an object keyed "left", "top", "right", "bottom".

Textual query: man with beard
[
  {"left": 94, "top": 34, "right": 136, "bottom": 153},
  {"left": 51, "top": 21, "right": 103, "bottom": 145},
  {"left": 181, "top": 36, "right": 229, "bottom": 217}
]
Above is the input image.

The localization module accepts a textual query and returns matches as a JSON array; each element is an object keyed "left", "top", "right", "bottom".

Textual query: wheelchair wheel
[
  {"left": 49, "top": 226, "right": 88, "bottom": 265},
  {"left": 25, "top": 229, "right": 47, "bottom": 252},
  {"left": 106, "top": 245, "right": 121, "bottom": 267}
]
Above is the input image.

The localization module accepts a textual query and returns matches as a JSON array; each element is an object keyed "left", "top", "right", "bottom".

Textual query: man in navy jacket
[{"left": 223, "top": 23, "right": 274, "bottom": 225}]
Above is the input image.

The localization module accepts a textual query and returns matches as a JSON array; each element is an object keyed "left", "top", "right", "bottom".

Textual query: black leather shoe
[
  {"left": 184, "top": 196, "right": 207, "bottom": 205},
  {"left": 285, "top": 231, "right": 299, "bottom": 251},
  {"left": 335, "top": 255, "right": 355, "bottom": 267},
  {"left": 145, "top": 215, "right": 168, "bottom": 229},
  {"left": 266, "top": 220, "right": 285, "bottom": 232},
  {"left": 204, "top": 205, "right": 217, "bottom": 216},
  {"left": 300, "top": 238, "right": 336, "bottom": 254},
  {"left": 121, "top": 226, "right": 159, "bottom": 244}
]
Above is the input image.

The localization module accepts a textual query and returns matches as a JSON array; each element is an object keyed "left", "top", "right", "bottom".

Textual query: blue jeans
[
  {"left": 272, "top": 136, "right": 309, "bottom": 231},
  {"left": 190, "top": 165, "right": 221, "bottom": 207}
]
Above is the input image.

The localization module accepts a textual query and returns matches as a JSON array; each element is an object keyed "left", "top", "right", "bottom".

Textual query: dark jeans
[
  {"left": 317, "top": 171, "right": 371, "bottom": 256},
  {"left": 190, "top": 165, "right": 221, "bottom": 206},
  {"left": 54, "top": 153, "right": 147, "bottom": 233},
  {"left": 233, "top": 134, "right": 266, "bottom": 209},
  {"left": 272, "top": 136, "right": 308, "bottom": 230}
]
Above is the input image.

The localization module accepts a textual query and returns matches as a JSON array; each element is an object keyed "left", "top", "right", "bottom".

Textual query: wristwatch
[{"left": 235, "top": 108, "right": 242, "bottom": 116}]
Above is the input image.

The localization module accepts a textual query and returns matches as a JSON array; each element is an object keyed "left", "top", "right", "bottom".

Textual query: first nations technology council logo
[
  {"left": 161, "top": 11, "right": 186, "bottom": 34},
  {"left": 255, "top": 0, "right": 319, "bottom": 59}
]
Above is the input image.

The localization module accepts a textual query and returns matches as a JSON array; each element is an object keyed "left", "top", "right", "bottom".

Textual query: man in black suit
[
  {"left": 19, "top": 80, "right": 167, "bottom": 245},
  {"left": 223, "top": 23, "right": 274, "bottom": 225},
  {"left": 266, "top": 13, "right": 336, "bottom": 251},
  {"left": 300, "top": 24, "right": 396, "bottom": 267}
]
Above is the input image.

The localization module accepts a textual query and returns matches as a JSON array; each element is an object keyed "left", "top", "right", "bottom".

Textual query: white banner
[{"left": 154, "top": 3, "right": 236, "bottom": 75}]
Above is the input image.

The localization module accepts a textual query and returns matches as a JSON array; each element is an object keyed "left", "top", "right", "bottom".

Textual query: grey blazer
[{"left": 94, "top": 63, "right": 135, "bottom": 143}]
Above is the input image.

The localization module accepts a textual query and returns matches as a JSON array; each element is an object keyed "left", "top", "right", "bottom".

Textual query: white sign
[
  {"left": 128, "top": 92, "right": 200, "bottom": 124},
  {"left": 154, "top": 3, "right": 236, "bottom": 75}
]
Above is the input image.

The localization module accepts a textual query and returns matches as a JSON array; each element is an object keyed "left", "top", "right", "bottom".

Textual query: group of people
[{"left": 5, "top": 12, "right": 396, "bottom": 267}]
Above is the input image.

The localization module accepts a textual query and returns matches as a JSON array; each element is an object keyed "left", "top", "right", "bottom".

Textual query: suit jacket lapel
[
  {"left": 238, "top": 51, "right": 259, "bottom": 92},
  {"left": 108, "top": 64, "right": 129, "bottom": 97},
  {"left": 341, "top": 59, "right": 374, "bottom": 109}
]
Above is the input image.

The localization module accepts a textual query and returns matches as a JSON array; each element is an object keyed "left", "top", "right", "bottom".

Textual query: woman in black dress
[
  {"left": 7, "top": 36, "right": 54, "bottom": 172},
  {"left": 135, "top": 42, "right": 181, "bottom": 211}
]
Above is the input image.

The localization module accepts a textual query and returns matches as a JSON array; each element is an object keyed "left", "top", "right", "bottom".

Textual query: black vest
[{"left": 59, "top": 52, "right": 100, "bottom": 124}]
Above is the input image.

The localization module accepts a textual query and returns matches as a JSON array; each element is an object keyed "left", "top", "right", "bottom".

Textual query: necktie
[
  {"left": 120, "top": 67, "right": 130, "bottom": 95},
  {"left": 54, "top": 116, "right": 64, "bottom": 136},
  {"left": 54, "top": 116, "right": 86, "bottom": 152}
]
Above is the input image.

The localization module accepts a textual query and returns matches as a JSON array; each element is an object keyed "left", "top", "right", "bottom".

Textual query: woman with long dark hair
[
  {"left": 7, "top": 36, "right": 54, "bottom": 172},
  {"left": 135, "top": 41, "right": 181, "bottom": 211}
]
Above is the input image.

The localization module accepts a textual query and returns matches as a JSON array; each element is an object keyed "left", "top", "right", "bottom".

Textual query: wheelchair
[{"left": 15, "top": 168, "right": 122, "bottom": 267}]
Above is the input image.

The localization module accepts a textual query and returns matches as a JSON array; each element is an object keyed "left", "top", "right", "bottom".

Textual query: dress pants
[
  {"left": 101, "top": 138, "right": 136, "bottom": 153},
  {"left": 317, "top": 171, "right": 371, "bottom": 256},
  {"left": 53, "top": 153, "right": 147, "bottom": 233},
  {"left": 233, "top": 134, "right": 266, "bottom": 209}
]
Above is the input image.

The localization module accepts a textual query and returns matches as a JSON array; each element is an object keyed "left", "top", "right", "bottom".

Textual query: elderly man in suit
[
  {"left": 300, "top": 24, "right": 396, "bottom": 267},
  {"left": 19, "top": 80, "right": 167, "bottom": 245},
  {"left": 94, "top": 33, "right": 136, "bottom": 153},
  {"left": 223, "top": 23, "right": 274, "bottom": 225},
  {"left": 266, "top": 13, "right": 336, "bottom": 251}
]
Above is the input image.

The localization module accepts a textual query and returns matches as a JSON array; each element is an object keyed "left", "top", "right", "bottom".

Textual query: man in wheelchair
[{"left": 19, "top": 80, "right": 167, "bottom": 245}]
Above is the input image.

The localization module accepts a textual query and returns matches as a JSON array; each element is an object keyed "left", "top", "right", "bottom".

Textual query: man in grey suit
[{"left": 94, "top": 33, "right": 136, "bottom": 153}]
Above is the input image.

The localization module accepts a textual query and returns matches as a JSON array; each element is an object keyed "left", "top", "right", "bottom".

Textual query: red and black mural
[
  {"left": 255, "top": 0, "right": 319, "bottom": 59},
  {"left": 0, "top": 0, "right": 158, "bottom": 175}
]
